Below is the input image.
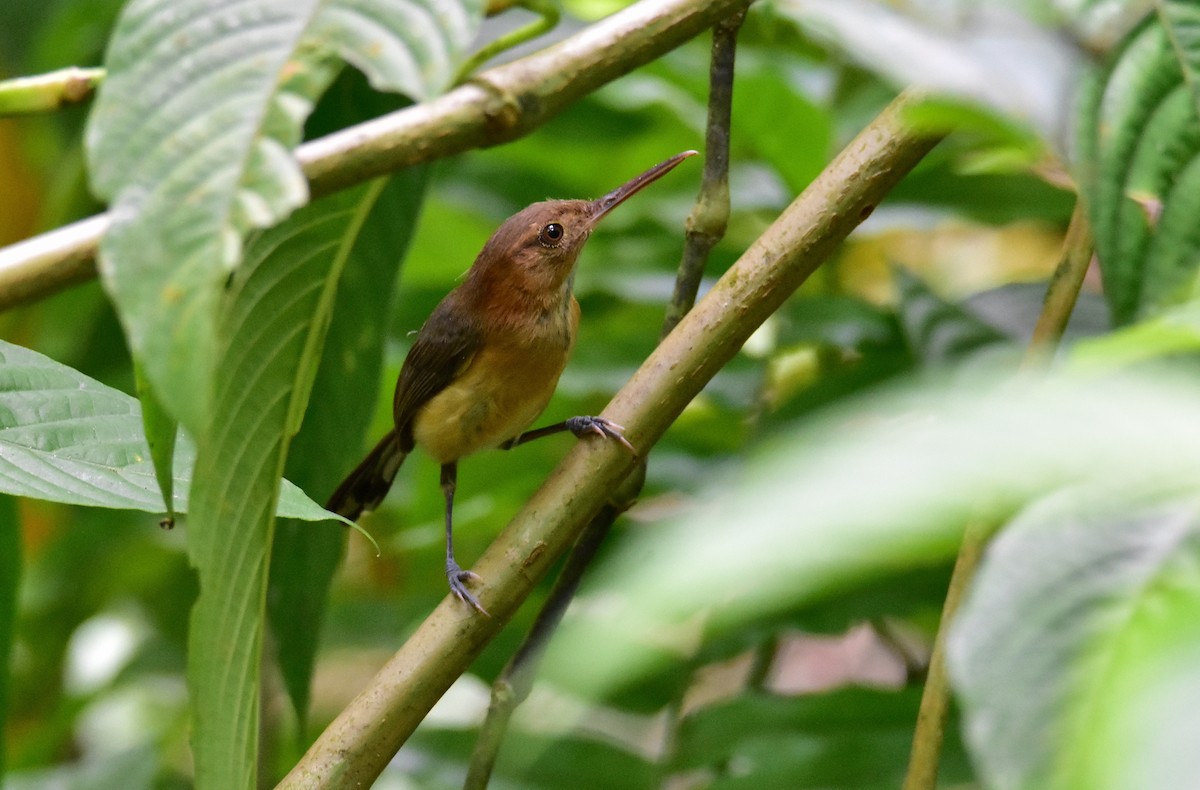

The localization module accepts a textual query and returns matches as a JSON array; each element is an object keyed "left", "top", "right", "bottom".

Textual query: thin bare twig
[
  {"left": 662, "top": 10, "right": 744, "bottom": 337},
  {"left": 1025, "top": 202, "right": 1095, "bottom": 365},
  {"left": 901, "top": 516, "right": 990, "bottom": 790},
  {"left": 455, "top": 0, "right": 561, "bottom": 83},
  {"left": 902, "top": 201, "right": 1096, "bottom": 790}
]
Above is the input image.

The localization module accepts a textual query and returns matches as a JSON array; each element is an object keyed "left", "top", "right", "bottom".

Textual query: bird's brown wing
[{"left": 392, "top": 294, "right": 482, "bottom": 449}]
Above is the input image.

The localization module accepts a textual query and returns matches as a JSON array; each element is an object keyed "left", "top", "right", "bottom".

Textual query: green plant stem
[
  {"left": 456, "top": 0, "right": 561, "bottom": 83},
  {"left": 277, "top": 88, "right": 943, "bottom": 790},
  {"left": 1024, "top": 202, "right": 1095, "bottom": 365},
  {"left": 901, "top": 516, "right": 989, "bottom": 790},
  {"left": 462, "top": 17, "right": 743, "bottom": 785},
  {"left": 0, "top": 0, "right": 754, "bottom": 313},
  {"left": 0, "top": 66, "right": 104, "bottom": 115},
  {"left": 902, "top": 199, "right": 1096, "bottom": 789},
  {"left": 662, "top": 9, "right": 744, "bottom": 337}
]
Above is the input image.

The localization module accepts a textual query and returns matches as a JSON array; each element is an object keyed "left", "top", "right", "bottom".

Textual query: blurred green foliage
[{"left": 9, "top": 0, "right": 1198, "bottom": 788}]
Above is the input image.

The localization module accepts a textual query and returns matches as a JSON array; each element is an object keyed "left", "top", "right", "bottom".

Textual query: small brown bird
[{"left": 327, "top": 151, "right": 697, "bottom": 613}]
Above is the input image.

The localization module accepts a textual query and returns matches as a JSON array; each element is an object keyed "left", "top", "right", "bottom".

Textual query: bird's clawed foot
[
  {"left": 566, "top": 415, "right": 637, "bottom": 455},
  {"left": 447, "top": 561, "right": 488, "bottom": 616}
]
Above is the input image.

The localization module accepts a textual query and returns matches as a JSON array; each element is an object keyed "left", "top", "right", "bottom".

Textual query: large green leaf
[
  {"left": 771, "top": 0, "right": 1079, "bottom": 140},
  {"left": 947, "top": 490, "right": 1200, "bottom": 790},
  {"left": 540, "top": 367, "right": 1200, "bottom": 720},
  {"left": 1078, "top": 7, "right": 1200, "bottom": 324},
  {"left": 0, "top": 339, "right": 328, "bottom": 520},
  {"left": 186, "top": 178, "right": 394, "bottom": 788},
  {"left": 267, "top": 70, "right": 430, "bottom": 733},
  {"left": 86, "top": 0, "right": 483, "bottom": 432}
]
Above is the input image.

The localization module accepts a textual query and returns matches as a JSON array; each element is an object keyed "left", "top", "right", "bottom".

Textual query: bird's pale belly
[{"left": 412, "top": 340, "right": 570, "bottom": 464}]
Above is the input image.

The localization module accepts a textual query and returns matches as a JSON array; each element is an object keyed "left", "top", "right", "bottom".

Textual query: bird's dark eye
[{"left": 538, "top": 222, "right": 565, "bottom": 247}]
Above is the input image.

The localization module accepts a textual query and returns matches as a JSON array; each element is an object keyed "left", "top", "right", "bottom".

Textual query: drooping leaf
[
  {"left": 186, "top": 177, "right": 394, "bottom": 788},
  {"left": 961, "top": 283, "right": 1111, "bottom": 345},
  {"left": 947, "top": 489, "right": 1200, "bottom": 790},
  {"left": 132, "top": 359, "right": 176, "bottom": 522},
  {"left": 86, "top": 0, "right": 484, "bottom": 432},
  {"left": 268, "top": 69, "right": 430, "bottom": 733},
  {"left": 1077, "top": 10, "right": 1200, "bottom": 324},
  {"left": 0, "top": 339, "right": 329, "bottom": 520},
  {"left": 893, "top": 266, "right": 1012, "bottom": 365}
]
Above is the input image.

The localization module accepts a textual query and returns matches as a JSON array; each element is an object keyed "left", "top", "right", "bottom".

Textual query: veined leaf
[
  {"left": 268, "top": 69, "right": 430, "bottom": 733},
  {"left": 947, "top": 490, "right": 1200, "bottom": 790},
  {"left": 0, "top": 339, "right": 329, "bottom": 520},
  {"left": 186, "top": 177, "right": 393, "bottom": 789},
  {"left": 1078, "top": 9, "right": 1200, "bottom": 324},
  {"left": 1159, "top": 0, "right": 1200, "bottom": 112},
  {"left": 893, "top": 267, "right": 1011, "bottom": 365},
  {"left": 132, "top": 358, "right": 176, "bottom": 522},
  {"left": 85, "top": 0, "right": 483, "bottom": 432}
]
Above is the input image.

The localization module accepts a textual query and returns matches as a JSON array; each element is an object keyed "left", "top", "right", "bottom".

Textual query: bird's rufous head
[{"left": 470, "top": 151, "right": 698, "bottom": 297}]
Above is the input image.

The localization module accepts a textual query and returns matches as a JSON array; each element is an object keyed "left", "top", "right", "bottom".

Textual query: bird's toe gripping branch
[
  {"left": 565, "top": 415, "right": 637, "bottom": 455},
  {"left": 447, "top": 561, "right": 488, "bottom": 616}
]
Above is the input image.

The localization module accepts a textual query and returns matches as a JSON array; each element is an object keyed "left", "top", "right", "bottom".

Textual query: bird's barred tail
[{"left": 326, "top": 430, "right": 408, "bottom": 521}]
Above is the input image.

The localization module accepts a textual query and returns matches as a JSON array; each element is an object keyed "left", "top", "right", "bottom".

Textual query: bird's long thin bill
[{"left": 590, "top": 150, "right": 699, "bottom": 221}]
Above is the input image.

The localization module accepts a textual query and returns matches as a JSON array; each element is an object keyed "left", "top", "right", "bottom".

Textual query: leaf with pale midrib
[
  {"left": 86, "top": 0, "right": 483, "bottom": 432},
  {"left": 187, "top": 173, "right": 414, "bottom": 786},
  {"left": 268, "top": 69, "right": 429, "bottom": 733},
  {"left": 0, "top": 339, "right": 328, "bottom": 520}
]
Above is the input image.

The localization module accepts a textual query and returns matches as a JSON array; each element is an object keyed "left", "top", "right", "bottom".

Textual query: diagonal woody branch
[
  {"left": 465, "top": 15, "right": 746, "bottom": 786},
  {"left": 280, "top": 88, "right": 943, "bottom": 790},
  {"left": 0, "top": 0, "right": 752, "bottom": 312}
]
